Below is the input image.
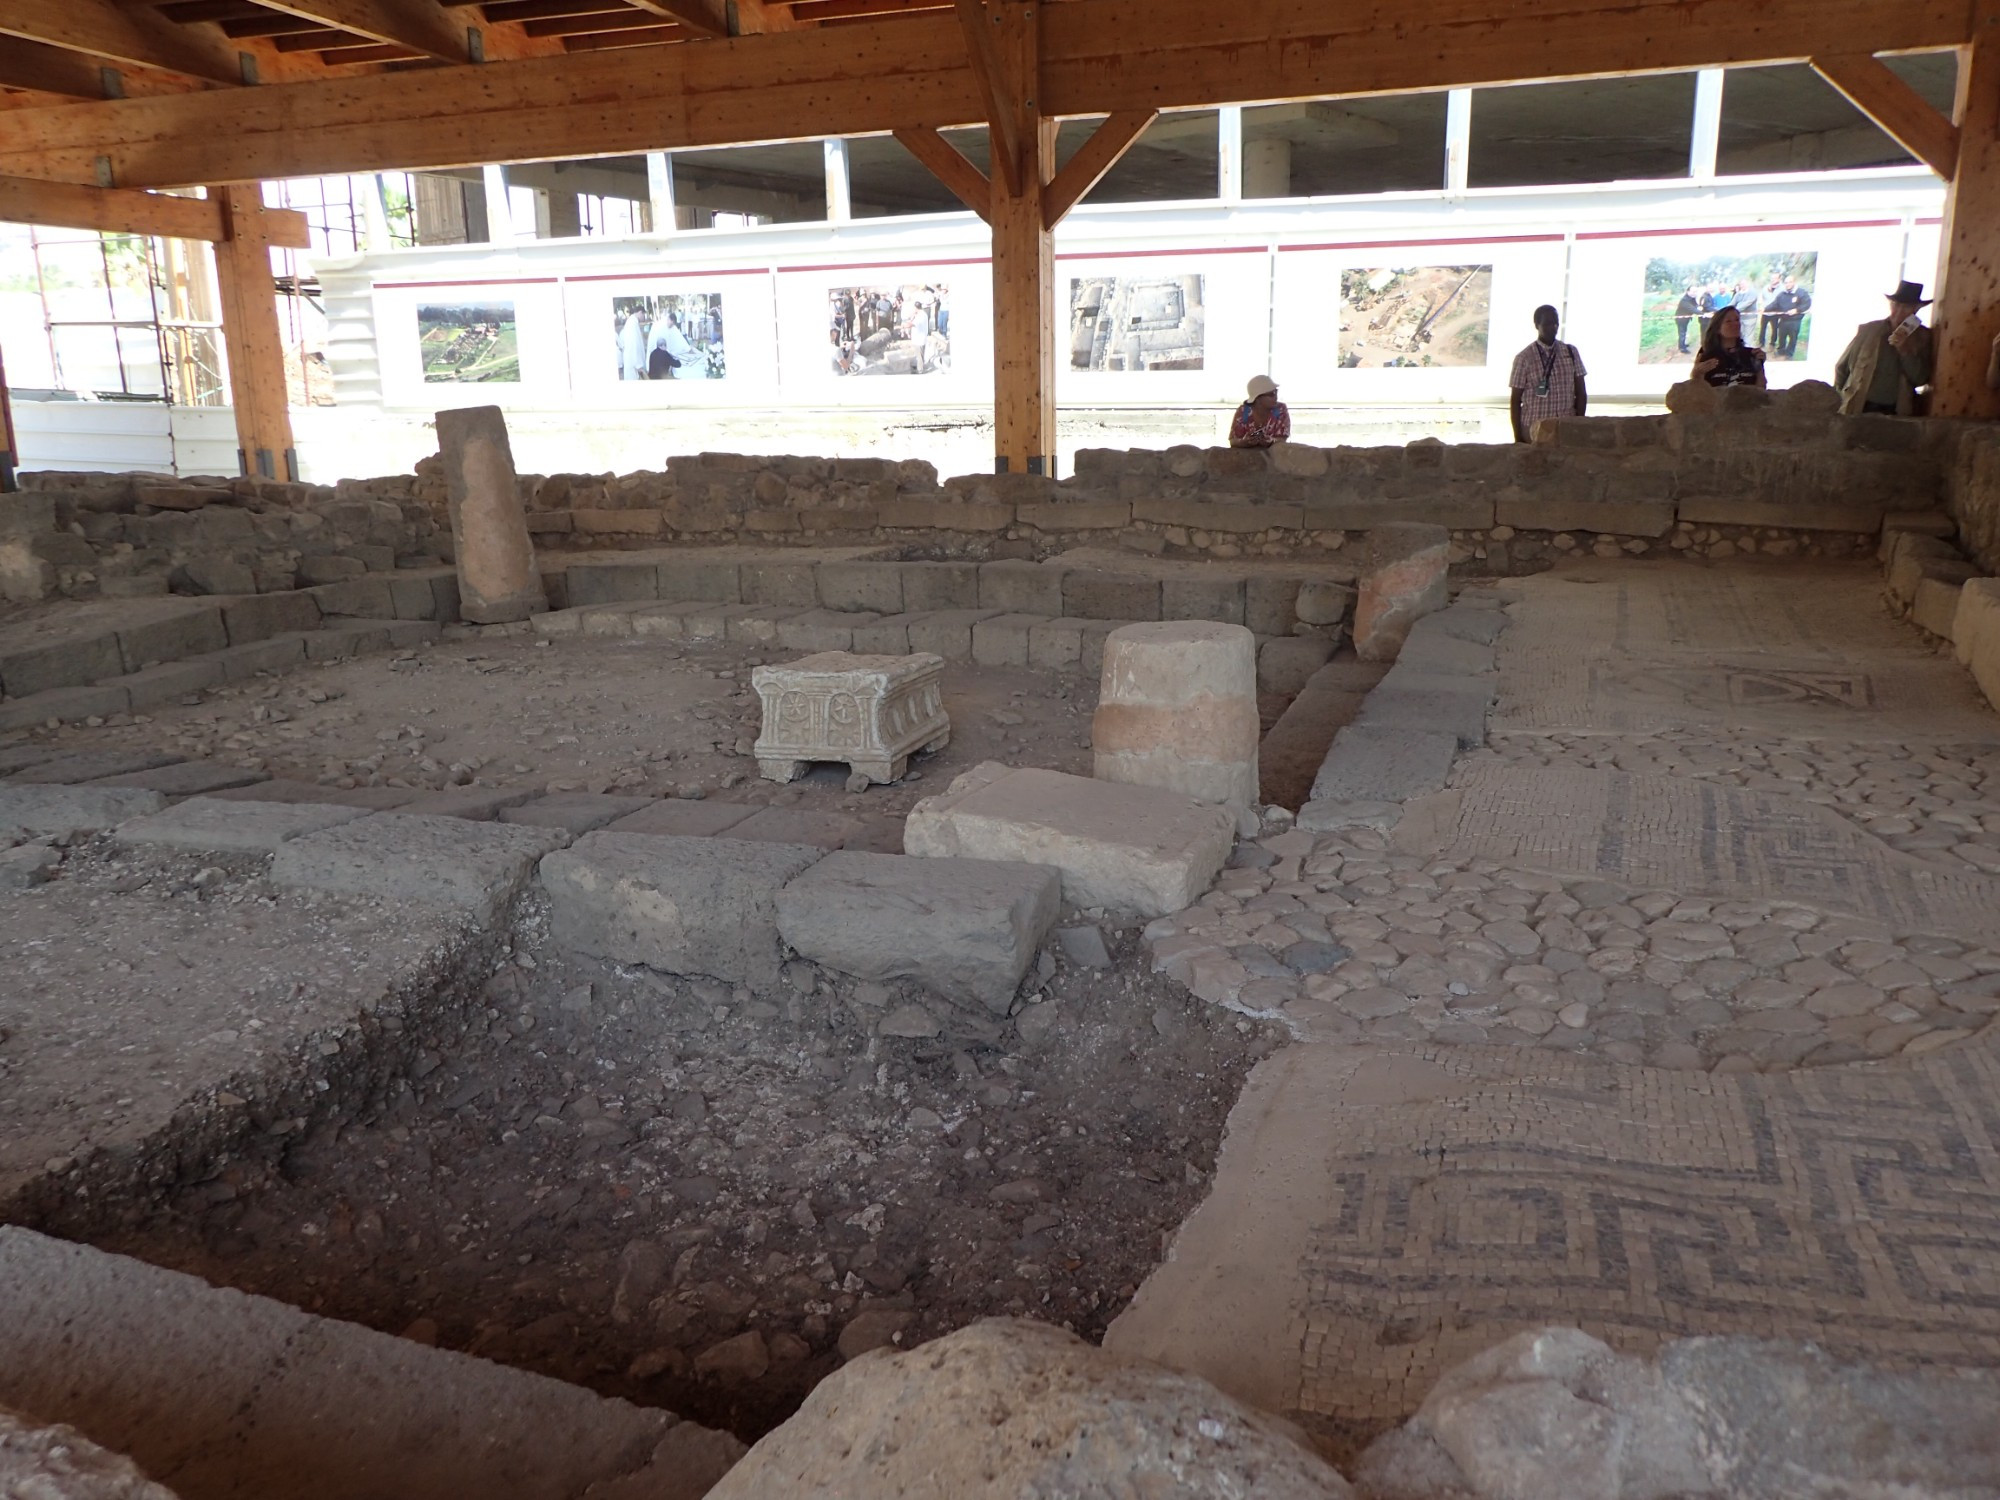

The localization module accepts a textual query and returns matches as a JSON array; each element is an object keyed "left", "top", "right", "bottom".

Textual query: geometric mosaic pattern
[
  {"left": 1446, "top": 762, "right": 2000, "bottom": 942},
  {"left": 1291, "top": 1037, "right": 2000, "bottom": 1425}
]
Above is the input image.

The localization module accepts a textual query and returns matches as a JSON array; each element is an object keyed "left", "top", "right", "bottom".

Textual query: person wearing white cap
[{"left": 1229, "top": 374, "right": 1290, "bottom": 449}]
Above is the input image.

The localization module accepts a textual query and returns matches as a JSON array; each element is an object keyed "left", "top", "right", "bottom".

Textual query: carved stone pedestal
[{"left": 753, "top": 651, "right": 950, "bottom": 785}]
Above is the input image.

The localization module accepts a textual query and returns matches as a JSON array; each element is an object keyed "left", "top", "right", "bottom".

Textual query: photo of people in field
[
  {"left": 1639, "top": 251, "right": 1818, "bottom": 363},
  {"left": 418, "top": 302, "right": 520, "bottom": 383},
  {"left": 614, "top": 292, "right": 726, "bottom": 381},
  {"left": 828, "top": 284, "right": 949, "bottom": 376},
  {"left": 1338, "top": 266, "right": 1492, "bottom": 369}
]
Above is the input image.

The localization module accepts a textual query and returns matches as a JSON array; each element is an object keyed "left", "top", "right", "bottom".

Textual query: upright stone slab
[
  {"left": 1093, "top": 622, "right": 1259, "bottom": 809},
  {"left": 904, "top": 762, "right": 1233, "bottom": 918},
  {"left": 1353, "top": 522, "right": 1449, "bottom": 662},
  {"left": 435, "top": 405, "right": 546, "bottom": 624},
  {"left": 540, "top": 832, "right": 824, "bottom": 985},
  {"left": 775, "top": 851, "right": 1061, "bottom": 1012},
  {"left": 752, "top": 651, "right": 949, "bottom": 785}
]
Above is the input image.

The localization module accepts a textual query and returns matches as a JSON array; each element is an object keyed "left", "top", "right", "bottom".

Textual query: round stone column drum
[{"left": 1092, "top": 622, "right": 1260, "bottom": 809}]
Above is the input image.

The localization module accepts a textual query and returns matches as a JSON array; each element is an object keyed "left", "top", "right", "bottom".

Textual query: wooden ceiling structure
[{"left": 0, "top": 0, "right": 1995, "bottom": 480}]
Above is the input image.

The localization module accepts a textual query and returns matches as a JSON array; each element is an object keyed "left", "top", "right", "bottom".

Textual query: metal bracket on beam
[
  {"left": 93, "top": 156, "right": 115, "bottom": 189},
  {"left": 100, "top": 67, "right": 125, "bottom": 100},
  {"left": 238, "top": 52, "right": 259, "bottom": 85},
  {"left": 467, "top": 27, "right": 485, "bottom": 61}
]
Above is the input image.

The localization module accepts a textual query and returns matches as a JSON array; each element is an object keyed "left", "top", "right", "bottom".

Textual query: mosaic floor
[{"left": 1109, "top": 557, "right": 2000, "bottom": 1439}]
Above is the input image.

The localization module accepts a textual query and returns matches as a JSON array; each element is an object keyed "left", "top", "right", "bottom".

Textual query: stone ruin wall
[{"left": 0, "top": 380, "right": 1964, "bottom": 608}]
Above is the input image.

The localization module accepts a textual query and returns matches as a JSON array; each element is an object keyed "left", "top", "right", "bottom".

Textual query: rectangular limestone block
[
  {"left": 8, "top": 749, "right": 181, "bottom": 784},
  {"left": 775, "top": 851, "right": 1061, "bottom": 1012},
  {"left": 115, "top": 603, "right": 226, "bottom": 672},
  {"left": 1258, "top": 635, "right": 1336, "bottom": 696},
  {"left": 566, "top": 561, "right": 661, "bottom": 608},
  {"left": 305, "top": 622, "right": 394, "bottom": 660},
  {"left": 1303, "top": 495, "right": 1495, "bottom": 530},
  {"left": 1956, "top": 579, "right": 2000, "bottom": 709},
  {"left": 1244, "top": 576, "right": 1303, "bottom": 637},
  {"left": 580, "top": 602, "right": 650, "bottom": 637},
  {"left": 906, "top": 609, "right": 999, "bottom": 662},
  {"left": 307, "top": 577, "right": 398, "bottom": 619},
  {"left": 1493, "top": 496, "right": 1674, "bottom": 538},
  {"left": 273, "top": 813, "right": 570, "bottom": 923},
  {"left": 904, "top": 761, "right": 1233, "bottom": 918},
  {"left": 629, "top": 602, "right": 706, "bottom": 639},
  {"left": 219, "top": 592, "right": 320, "bottom": 646},
  {"left": 726, "top": 606, "right": 807, "bottom": 645},
  {"left": 0, "top": 784, "right": 165, "bottom": 835},
  {"left": 0, "top": 631, "right": 123, "bottom": 698},
  {"left": 1064, "top": 571, "right": 1162, "bottom": 622},
  {"left": 1309, "top": 724, "right": 1458, "bottom": 804},
  {"left": 1161, "top": 575, "right": 1247, "bottom": 625},
  {"left": 387, "top": 574, "right": 444, "bottom": 620},
  {"left": 725, "top": 806, "right": 863, "bottom": 849},
  {"left": 740, "top": 560, "right": 819, "bottom": 609},
  {"left": 395, "top": 786, "right": 539, "bottom": 820},
  {"left": 851, "top": 613, "right": 932, "bottom": 655},
  {"left": 1027, "top": 617, "right": 1125, "bottom": 675},
  {"left": 112, "top": 796, "right": 366, "bottom": 853},
  {"left": 971, "top": 613, "right": 1048, "bottom": 668},
  {"left": 816, "top": 561, "right": 905, "bottom": 615},
  {"left": 88, "top": 760, "right": 267, "bottom": 796},
  {"left": 1675, "top": 496, "right": 1885, "bottom": 533},
  {"left": 680, "top": 602, "right": 763, "bottom": 641},
  {"left": 900, "top": 561, "right": 982, "bottom": 612},
  {"left": 605, "top": 800, "right": 756, "bottom": 838},
  {"left": 978, "top": 560, "right": 1066, "bottom": 615},
  {"left": 0, "top": 682, "right": 132, "bottom": 731},
  {"left": 1912, "top": 576, "right": 1966, "bottom": 640},
  {"left": 120, "top": 658, "right": 225, "bottom": 708},
  {"left": 778, "top": 609, "right": 879, "bottom": 652},
  {"left": 571, "top": 508, "right": 663, "bottom": 536},
  {"left": 501, "top": 792, "right": 656, "bottom": 835},
  {"left": 211, "top": 635, "right": 307, "bottom": 682},
  {"left": 1353, "top": 669, "right": 1496, "bottom": 749},
  {"left": 657, "top": 556, "right": 744, "bottom": 604},
  {"left": 539, "top": 831, "right": 825, "bottom": 985},
  {"left": 1130, "top": 499, "right": 1306, "bottom": 534},
  {"left": 1015, "top": 500, "right": 1132, "bottom": 532},
  {"left": 207, "top": 779, "right": 418, "bottom": 808}
]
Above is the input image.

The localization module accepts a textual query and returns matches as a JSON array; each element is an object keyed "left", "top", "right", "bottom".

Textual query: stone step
[{"left": 0, "top": 1226, "right": 742, "bottom": 1500}]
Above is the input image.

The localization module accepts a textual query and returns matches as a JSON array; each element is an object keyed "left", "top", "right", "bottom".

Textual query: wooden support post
[
  {"left": 209, "top": 185, "right": 296, "bottom": 481},
  {"left": 991, "top": 114, "right": 1056, "bottom": 475},
  {"left": 1931, "top": 6, "right": 2000, "bottom": 418}
]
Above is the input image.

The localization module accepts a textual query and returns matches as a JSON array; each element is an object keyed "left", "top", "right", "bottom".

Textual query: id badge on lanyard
[{"left": 1535, "top": 343, "right": 1557, "bottom": 397}]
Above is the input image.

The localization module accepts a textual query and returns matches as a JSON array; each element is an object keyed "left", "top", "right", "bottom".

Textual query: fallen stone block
[
  {"left": 272, "top": 813, "right": 569, "bottom": 922},
  {"left": 605, "top": 799, "right": 756, "bottom": 838},
  {"left": 88, "top": 760, "right": 268, "bottom": 797},
  {"left": 704, "top": 1319, "right": 1345, "bottom": 1500},
  {"left": 0, "top": 785, "right": 166, "bottom": 835},
  {"left": 0, "top": 1226, "right": 742, "bottom": 1500},
  {"left": 112, "top": 796, "right": 366, "bottom": 854},
  {"left": 1257, "top": 636, "right": 1335, "bottom": 697},
  {"left": 905, "top": 762, "right": 1233, "bottom": 918},
  {"left": 501, "top": 792, "right": 656, "bottom": 835},
  {"left": 8, "top": 750, "right": 182, "bottom": 785},
  {"left": 1310, "top": 724, "right": 1459, "bottom": 803},
  {"left": 540, "top": 832, "right": 824, "bottom": 985},
  {"left": 776, "top": 851, "right": 1060, "bottom": 1011},
  {"left": 1353, "top": 523, "right": 1449, "bottom": 662}
]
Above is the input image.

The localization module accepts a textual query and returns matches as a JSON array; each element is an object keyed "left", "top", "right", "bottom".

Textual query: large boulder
[
  {"left": 0, "top": 1406, "right": 181, "bottom": 1500},
  {"left": 706, "top": 1318, "right": 1352, "bottom": 1499}
]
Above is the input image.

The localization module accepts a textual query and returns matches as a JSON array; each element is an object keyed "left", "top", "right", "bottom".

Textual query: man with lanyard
[{"left": 1508, "top": 305, "right": 1588, "bottom": 443}]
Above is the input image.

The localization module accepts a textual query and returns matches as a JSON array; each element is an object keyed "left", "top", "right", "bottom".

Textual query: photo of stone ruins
[{"left": 3, "top": 3, "right": 2000, "bottom": 1497}]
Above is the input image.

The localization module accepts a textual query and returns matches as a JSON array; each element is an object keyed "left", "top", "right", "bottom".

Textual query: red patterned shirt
[{"left": 1229, "top": 400, "right": 1291, "bottom": 448}]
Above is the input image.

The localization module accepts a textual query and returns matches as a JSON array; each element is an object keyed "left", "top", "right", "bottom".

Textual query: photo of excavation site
[
  {"left": 827, "top": 284, "right": 949, "bottom": 376},
  {"left": 1068, "top": 275, "right": 1205, "bottom": 371},
  {"left": 1337, "top": 265, "right": 1492, "bottom": 368},
  {"left": 418, "top": 302, "right": 521, "bottom": 384}
]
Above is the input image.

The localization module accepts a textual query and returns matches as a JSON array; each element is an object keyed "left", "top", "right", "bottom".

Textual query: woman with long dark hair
[{"left": 1692, "top": 305, "right": 1766, "bottom": 389}]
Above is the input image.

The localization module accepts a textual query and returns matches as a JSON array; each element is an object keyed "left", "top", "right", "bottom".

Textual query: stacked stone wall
[{"left": 3, "top": 380, "right": 1968, "bottom": 606}]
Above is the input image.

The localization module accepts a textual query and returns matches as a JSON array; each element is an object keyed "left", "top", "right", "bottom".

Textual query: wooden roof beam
[
  {"left": 0, "top": 0, "right": 247, "bottom": 85},
  {"left": 249, "top": 0, "right": 480, "bottom": 63},
  {"left": 892, "top": 124, "right": 990, "bottom": 218},
  {"left": 1811, "top": 51, "right": 1961, "bottom": 177},
  {"left": 0, "top": 173, "right": 310, "bottom": 246},
  {"left": 0, "top": 36, "right": 132, "bottom": 97},
  {"left": 1042, "top": 107, "right": 1153, "bottom": 225},
  {"left": 622, "top": 0, "right": 797, "bottom": 34},
  {"left": 955, "top": 0, "right": 1023, "bottom": 193}
]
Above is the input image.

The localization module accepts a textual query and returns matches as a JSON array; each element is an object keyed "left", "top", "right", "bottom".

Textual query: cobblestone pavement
[{"left": 1115, "top": 558, "right": 2000, "bottom": 1447}]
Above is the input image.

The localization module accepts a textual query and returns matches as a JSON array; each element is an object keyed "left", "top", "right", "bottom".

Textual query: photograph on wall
[
  {"left": 613, "top": 292, "right": 726, "bottom": 381},
  {"left": 417, "top": 301, "right": 520, "bottom": 383},
  {"left": 1638, "top": 251, "right": 1818, "bottom": 364},
  {"left": 1068, "top": 275, "right": 1205, "bottom": 371},
  {"left": 828, "top": 284, "right": 949, "bottom": 375},
  {"left": 1337, "top": 266, "right": 1492, "bottom": 368}
]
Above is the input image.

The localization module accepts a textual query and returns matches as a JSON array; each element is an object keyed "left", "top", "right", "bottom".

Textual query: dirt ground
[
  {"left": 40, "top": 882, "right": 1276, "bottom": 1441},
  {"left": 6, "top": 631, "right": 1098, "bottom": 819}
]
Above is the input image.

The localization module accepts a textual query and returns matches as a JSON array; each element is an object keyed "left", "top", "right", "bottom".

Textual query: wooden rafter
[
  {"left": 0, "top": 0, "right": 1979, "bottom": 188},
  {"left": 954, "top": 0, "right": 1021, "bottom": 193},
  {"left": 1042, "top": 107, "right": 1153, "bottom": 225},
  {"left": 251, "top": 0, "right": 479, "bottom": 63},
  {"left": 0, "top": 37, "right": 130, "bottom": 98},
  {"left": 891, "top": 125, "right": 990, "bottom": 219},
  {"left": 1810, "top": 52, "right": 1961, "bottom": 177},
  {"left": 0, "top": 0, "right": 246, "bottom": 85},
  {"left": 0, "top": 174, "right": 311, "bottom": 246}
]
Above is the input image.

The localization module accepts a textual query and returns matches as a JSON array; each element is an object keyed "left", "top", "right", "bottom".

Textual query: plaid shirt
[{"left": 1509, "top": 339, "right": 1585, "bottom": 433}]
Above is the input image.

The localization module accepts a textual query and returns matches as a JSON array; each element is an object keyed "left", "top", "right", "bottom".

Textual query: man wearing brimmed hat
[
  {"left": 1229, "top": 374, "right": 1290, "bottom": 449},
  {"left": 1834, "top": 279, "right": 1935, "bottom": 417}
]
